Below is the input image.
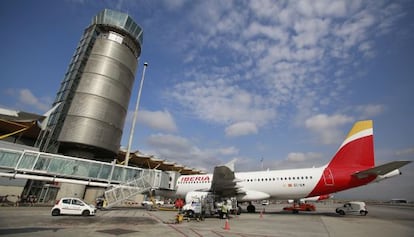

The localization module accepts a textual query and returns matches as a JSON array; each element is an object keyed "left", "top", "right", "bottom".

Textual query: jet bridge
[{"left": 0, "top": 147, "right": 177, "bottom": 206}]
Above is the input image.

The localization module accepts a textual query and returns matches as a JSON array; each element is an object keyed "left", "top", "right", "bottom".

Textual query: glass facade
[{"left": 93, "top": 9, "right": 143, "bottom": 48}]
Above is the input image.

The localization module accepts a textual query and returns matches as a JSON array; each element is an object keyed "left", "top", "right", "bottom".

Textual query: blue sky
[{"left": 1, "top": 0, "right": 413, "bottom": 200}]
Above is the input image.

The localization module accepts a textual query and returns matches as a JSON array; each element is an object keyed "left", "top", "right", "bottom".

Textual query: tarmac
[{"left": 0, "top": 203, "right": 413, "bottom": 237}]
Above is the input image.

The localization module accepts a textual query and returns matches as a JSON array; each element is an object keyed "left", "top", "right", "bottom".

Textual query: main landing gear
[{"left": 247, "top": 202, "right": 256, "bottom": 213}]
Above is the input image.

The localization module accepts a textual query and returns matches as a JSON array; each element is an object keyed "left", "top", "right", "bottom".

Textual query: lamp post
[{"left": 125, "top": 62, "right": 148, "bottom": 167}]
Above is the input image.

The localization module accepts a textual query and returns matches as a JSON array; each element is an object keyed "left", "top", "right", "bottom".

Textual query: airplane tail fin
[{"left": 327, "top": 120, "right": 375, "bottom": 170}]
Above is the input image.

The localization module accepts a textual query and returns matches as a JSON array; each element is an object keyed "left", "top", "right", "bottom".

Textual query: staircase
[{"left": 104, "top": 170, "right": 157, "bottom": 208}]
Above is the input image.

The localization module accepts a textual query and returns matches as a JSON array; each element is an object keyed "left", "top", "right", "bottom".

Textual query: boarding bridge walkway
[
  {"left": 103, "top": 171, "right": 155, "bottom": 208},
  {"left": 0, "top": 147, "right": 173, "bottom": 206}
]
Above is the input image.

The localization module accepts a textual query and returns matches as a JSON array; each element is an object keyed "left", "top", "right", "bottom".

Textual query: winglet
[{"left": 223, "top": 159, "right": 237, "bottom": 172}]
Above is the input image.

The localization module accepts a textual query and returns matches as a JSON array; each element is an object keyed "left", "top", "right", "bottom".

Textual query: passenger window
[
  {"left": 62, "top": 199, "right": 70, "bottom": 204},
  {"left": 72, "top": 199, "right": 84, "bottom": 206}
]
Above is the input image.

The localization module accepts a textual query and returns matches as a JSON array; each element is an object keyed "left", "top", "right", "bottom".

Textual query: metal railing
[{"left": 104, "top": 170, "right": 157, "bottom": 208}]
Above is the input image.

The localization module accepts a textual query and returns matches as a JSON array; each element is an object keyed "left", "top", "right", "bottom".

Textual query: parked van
[{"left": 336, "top": 201, "right": 368, "bottom": 216}]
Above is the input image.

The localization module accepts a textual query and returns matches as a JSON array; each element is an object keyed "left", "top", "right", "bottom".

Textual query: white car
[
  {"left": 336, "top": 201, "right": 368, "bottom": 216},
  {"left": 261, "top": 200, "right": 270, "bottom": 205},
  {"left": 51, "top": 197, "right": 96, "bottom": 216},
  {"left": 141, "top": 199, "right": 164, "bottom": 207}
]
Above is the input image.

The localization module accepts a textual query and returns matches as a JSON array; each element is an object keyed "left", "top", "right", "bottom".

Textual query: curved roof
[{"left": 117, "top": 149, "right": 204, "bottom": 175}]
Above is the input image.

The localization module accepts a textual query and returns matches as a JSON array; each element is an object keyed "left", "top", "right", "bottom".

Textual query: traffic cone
[{"left": 223, "top": 219, "right": 230, "bottom": 230}]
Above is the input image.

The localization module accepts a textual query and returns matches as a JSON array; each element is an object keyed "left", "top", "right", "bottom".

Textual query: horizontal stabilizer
[{"left": 353, "top": 161, "right": 412, "bottom": 179}]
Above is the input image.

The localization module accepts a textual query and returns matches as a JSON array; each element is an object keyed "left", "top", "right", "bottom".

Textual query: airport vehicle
[
  {"left": 141, "top": 199, "right": 164, "bottom": 207},
  {"left": 261, "top": 200, "right": 270, "bottom": 205},
  {"left": 175, "top": 120, "right": 411, "bottom": 213},
  {"left": 283, "top": 203, "right": 316, "bottom": 213},
  {"left": 182, "top": 191, "right": 239, "bottom": 219},
  {"left": 336, "top": 201, "right": 368, "bottom": 216},
  {"left": 51, "top": 197, "right": 96, "bottom": 216}
]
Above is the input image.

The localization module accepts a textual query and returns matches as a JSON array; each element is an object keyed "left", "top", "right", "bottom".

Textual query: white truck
[{"left": 181, "top": 191, "right": 240, "bottom": 219}]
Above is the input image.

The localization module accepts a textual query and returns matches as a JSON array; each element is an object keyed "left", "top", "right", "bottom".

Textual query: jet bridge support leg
[{"left": 56, "top": 183, "right": 85, "bottom": 200}]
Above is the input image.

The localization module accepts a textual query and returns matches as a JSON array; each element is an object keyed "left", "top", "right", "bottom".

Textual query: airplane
[{"left": 175, "top": 120, "right": 411, "bottom": 213}]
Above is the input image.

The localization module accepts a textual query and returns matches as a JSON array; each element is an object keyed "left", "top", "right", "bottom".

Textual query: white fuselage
[{"left": 176, "top": 167, "right": 325, "bottom": 201}]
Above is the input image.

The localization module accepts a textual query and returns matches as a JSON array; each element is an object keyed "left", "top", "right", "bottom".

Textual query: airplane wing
[
  {"left": 209, "top": 159, "right": 271, "bottom": 200},
  {"left": 353, "top": 160, "right": 412, "bottom": 179},
  {"left": 210, "top": 159, "right": 241, "bottom": 197}
]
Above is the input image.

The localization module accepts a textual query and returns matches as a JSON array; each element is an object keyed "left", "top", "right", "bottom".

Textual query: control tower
[{"left": 37, "top": 9, "right": 143, "bottom": 160}]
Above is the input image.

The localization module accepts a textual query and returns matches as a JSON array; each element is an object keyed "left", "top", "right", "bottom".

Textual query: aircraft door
[{"left": 323, "top": 168, "right": 334, "bottom": 186}]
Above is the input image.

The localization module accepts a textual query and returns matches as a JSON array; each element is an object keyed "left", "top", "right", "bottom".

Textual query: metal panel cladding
[{"left": 57, "top": 9, "right": 143, "bottom": 158}]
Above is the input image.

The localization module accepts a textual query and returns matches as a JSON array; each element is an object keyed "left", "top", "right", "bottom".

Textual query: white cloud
[
  {"left": 249, "top": 0, "right": 282, "bottom": 20},
  {"left": 218, "top": 146, "right": 239, "bottom": 156},
  {"left": 297, "top": 0, "right": 347, "bottom": 18},
  {"left": 268, "top": 151, "right": 325, "bottom": 170},
  {"left": 305, "top": 114, "right": 354, "bottom": 144},
  {"left": 243, "top": 22, "right": 288, "bottom": 43},
  {"left": 146, "top": 133, "right": 238, "bottom": 171},
  {"left": 286, "top": 152, "right": 324, "bottom": 163},
  {"left": 225, "top": 121, "right": 258, "bottom": 137},
  {"left": 164, "top": 0, "right": 405, "bottom": 142},
  {"left": 293, "top": 18, "right": 330, "bottom": 48},
  {"left": 147, "top": 134, "right": 191, "bottom": 153},
  {"left": 395, "top": 147, "right": 414, "bottom": 157},
  {"left": 10, "top": 88, "right": 51, "bottom": 112},
  {"left": 355, "top": 104, "right": 385, "bottom": 118},
  {"left": 171, "top": 78, "right": 276, "bottom": 127},
  {"left": 162, "top": 0, "right": 186, "bottom": 11},
  {"left": 138, "top": 109, "right": 178, "bottom": 132}
]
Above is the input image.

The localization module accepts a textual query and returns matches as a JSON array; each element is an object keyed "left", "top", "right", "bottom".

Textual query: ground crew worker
[
  {"left": 221, "top": 203, "right": 228, "bottom": 219},
  {"left": 175, "top": 198, "right": 184, "bottom": 212}
]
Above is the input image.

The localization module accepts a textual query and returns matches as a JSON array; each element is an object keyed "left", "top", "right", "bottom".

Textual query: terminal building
[{"left": 0, "top": 9, "right": 201, "bottom": 206}]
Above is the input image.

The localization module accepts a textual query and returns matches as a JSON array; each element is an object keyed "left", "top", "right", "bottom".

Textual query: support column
[{"left": 55, "top": 183, "right": 86, "bottom": 200}]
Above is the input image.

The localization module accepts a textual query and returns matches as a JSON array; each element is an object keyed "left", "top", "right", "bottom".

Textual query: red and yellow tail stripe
[{"left": 338, "top": 120, "right": 373, "bottom": 150}]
